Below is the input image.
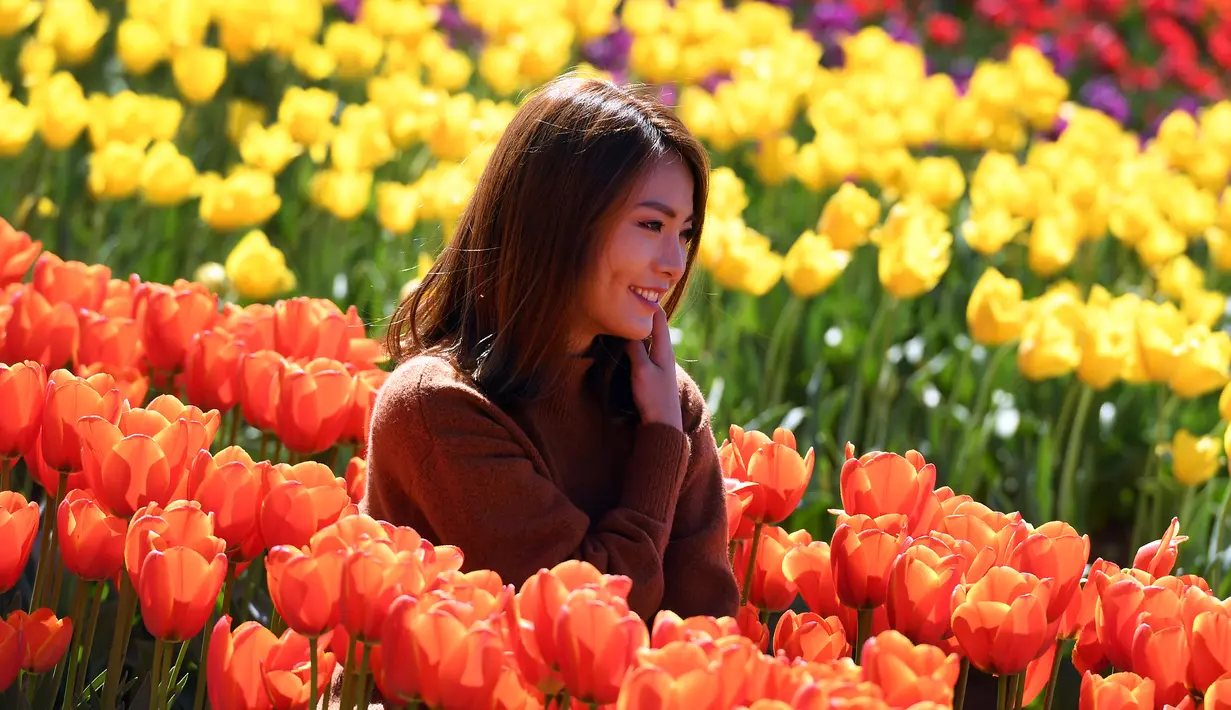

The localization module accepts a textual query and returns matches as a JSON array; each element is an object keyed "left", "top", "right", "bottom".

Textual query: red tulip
[
  {"left": 138, "top": 281, "right": 218, "bottom": 372},
  {"left": 1132, "top": 517, "right": 1186, "bottom": 579},
  {"left": 0, "top": 616, "right": 20, "bottom": 692},
  {"left": 57, "top": 488, "right": 125, "bottom": 581},
  {"left": 772, "top": 610, "right": 849, "bottom": 663},
  {"left": 733, "top": 525, "right": 806, "bottom": 611},
  {"left": 1079, "top": 671, "right": 1154, "bottom": 709},
  {"left": 554, "top": 591, "right": 649, "bottom": 705},
  {"left": 239, "top": 350, "right": 284, "bottom": 433},
  {"left": 260, "top": 462, "right": 353, "bottom": 550},
  {"left": 207, "top": 616, "right": 277, "bottom": 710},
  {"left": 0, "top": 218, "right": 41, "bottom": 287},
  {"left": 259, "top": 626, "right": 336, "bottom": 709},
  {"left": 38, "top": 368, "right": 126, "bottom": 478},
  {"left": 184, "top": 329, "right": 247, "bottom": 414},
  {"left": 272, "top": 297, "right": 350, "bottom": 362},
  {"left": 0, "top": 491, "right": 40, "bottom": 592},
  {"left": 838, "top": 449, "right": 939, "bottom": 536},
  {"left": 0, "top": 361, "right": 45, "bottom": 460},
  {"left": 265, "top": 544, "right": 345, "bottom": 637},
  {"left": 0, "top": 285, "right": 79, "bottom": 370},
  {"left": 886, "top": 541, "right": 963, "bottom": 646},
  {"left": 950, "top": 566, "right": 1055, "bottom": 676},
  {"left": 32, "top": 252, "right": 109, "bottom": 312},
  {"left": 830, "top": 514, "right": 908, "bottom": 611},
  {"left": 7, "top": 608, "right": 71, "bottom": 672},
  {"left": 275, "top": 357, "right": 354, "bottom": 454},
  {"left": 1190, "top": 609, "right": 1231, "bottom": 694},
  {"left": 187, "top": 447, "right": 265, "bottom": 560},
  {"left": 76, "top": 312, "right": 144, "bottom": 371},
  {"left": 860, "top": 630, "right": 961, "bottom": 706},
  {"left": 138, "top": 545, "right": 228, "bottom": 641}
]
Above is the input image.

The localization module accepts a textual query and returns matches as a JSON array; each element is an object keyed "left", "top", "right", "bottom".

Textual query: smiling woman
[{"left": 366, "top": 72, "right": 739, "bottom": 625}]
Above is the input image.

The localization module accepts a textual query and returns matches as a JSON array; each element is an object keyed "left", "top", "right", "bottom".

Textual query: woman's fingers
[{"left": 647, "top": 306, "right": 675, "bottom": 370}]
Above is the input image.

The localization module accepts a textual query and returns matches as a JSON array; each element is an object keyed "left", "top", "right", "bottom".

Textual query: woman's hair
[{"left": 384, "top": 72, "right": 710, "bottom": 410}]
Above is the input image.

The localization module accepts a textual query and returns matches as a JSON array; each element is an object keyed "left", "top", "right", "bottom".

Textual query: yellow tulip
[
  {"left": 226, "top": 100, "right": 268, "bottom": 146},
  {"left": 1137, "top": 300, "right": 1188, "bottom": 382},
  {"left": 1017, "top": 290, "right": 1084, "bottom": 381},
  {"left": 793, "top": 133, "right": 858, "bottom": 192},
  {"left": 18, "top": 38, "right": 55, "bottom": 87},
  {"left": 1155, "top": 255, "right": 1205, "bottom": 302},
  {"left": 1136, "top": 220, "right": 1188, "bottom": 268},
  {"left": 311, "top": 169, "right": 373, "bottom": 221},
  {"left": 1182, "top": 288, "right": 1225, "bottom": 329},
  {"left": 1206, "top": 227, "right": 1231, "bottom": 271},
  {"left": 961, "top": 207, "right": 1025, "bottom": 256},
  {"left": 1078, "top": 290, "right": 1133, "bottom": 390},
  {"left": 751, "top": 134, "right": 797, "bottom": 187},
  {"left": 1172, "top": 430, "right": 1220, "bottom": 487},
  {"left": 478, "top": 43, "right": 524, "bottom": 97},
  {"left": 331, "top": 104, "right": 395, "bottom": 172},
  {"left": 199, "top": 167, "right": 282, "bottom": 232},
  {"left": 375, "top": 182, "right": 419, "bottom": 234},
  {"left": 172, "top": 45, "right": 227, "bottom": 104},
  {"left": 88, "top": 141, "right": 146, "bottom": 200},
  {"left": 1220, "top": 380, "right": 1231, "bottom": 421},
  {"left": 30, "top": 71, "right": 89, "bottom": 150},
  {"left": 1108, "top": 193, "right": 1161, "bottom": 246},
  {"left": 966, "top": 267, "right": 1026, "bottom": 346},
  {"left": 323, "top": 21, "right": 382, "bottom": 79},
  {"left": 0, "top": 98, "right": 36, "bottom": 157},
  {"left": 781, "top": 230, "right": 850, "bottom": 300},
  {"left": 907, "top": 156, "right": 966, "bottom": 209},
  {"left": 278, "top": 87, "right": 338, "bottom": 147},
  {"left": 224, "top": 230, "right": 296, "bottom": 302},
  {"left": 0, "top": 0, "right": 42, "bottom": 37},
  {"left": 817, "top": 182, "right": 880, "bottom": 251},
  {"left": 708, "top": 167, "right": 748, "bottom": 221},
  {"left": 291, "top": 42, "right": 337, "bottom": 82},
  {"left": 427, "top": 48, "right": 473, "bottom": 92},
  {"left": 117, "top": 18, "right": 167, "bottom": 75},
  {"left": 1155, "top": 110, "right": 1200, "bottom": 168},
  {"left": 240, "top": 124, "right": 303, "bottom": 175},
  {"left": 1169, "top": 326, "right": 1231, "bottom": 399},
  {"left": 140, "top": 141, "right": 198, "bottom": 207},
  {"left": 876, "top": 207, "right": 952, "bottom": 300},
  {"left": 38, "top": 0, "right": 108, "bottom": 66},
  {"left": 1027, "top": 209, "right": 1080, "bottom": 278}
]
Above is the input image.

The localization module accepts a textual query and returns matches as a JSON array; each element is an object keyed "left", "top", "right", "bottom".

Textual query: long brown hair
[{"left": 384, "top": 72, "right": 710, "bottom": 411}]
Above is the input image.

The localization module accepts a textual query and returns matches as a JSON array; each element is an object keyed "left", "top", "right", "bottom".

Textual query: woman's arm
[
  {"left": 365, "top": 357, "right": 691, "bottom": 619},
  {"left": 657, "top": 371, "right": 741, "bottom": 619}
]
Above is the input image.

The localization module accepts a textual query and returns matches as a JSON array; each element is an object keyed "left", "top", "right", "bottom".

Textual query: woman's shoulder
[{"left": 374, "top": 354, "right": 493, "bottom": 425}]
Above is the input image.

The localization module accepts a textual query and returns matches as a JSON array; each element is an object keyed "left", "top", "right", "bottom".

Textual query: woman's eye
[
  {"left": 639, "top": 220, "right": 664, "bottom": 233},
  {"left": 680, "top": 229, "right": 696, "bottom": 242}
]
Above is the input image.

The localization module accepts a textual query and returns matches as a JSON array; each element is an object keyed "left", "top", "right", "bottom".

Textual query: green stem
[
  {"left": 193, "top": 560, "right": 236, "bottom": 710},
  {"left": 1014, "top": 671, "right": 1026, "bottom": 709},
  {"left": 166, "top": 641, "right": 188, "bottom": 706},
  {"left": 1134, "top": 392, "right": 1178, "bottom": 551},
  {"left": 954, "top": 657, "right": 970, "bottom": 710},
  {"left": 1059, "top": 384, "right": 1095, "bottom": 526},
  {"left": 1, "top": 457, "right": 10, "bottom": 491},
  {"left": 854, "top": 608, "right": 873, "bottom": 665},
  {"left": 102, "top": 573, "right": 137, "bottom": 710},
  {"left": 226, "top": 409, "right": 241, "bottom": 450},
  {"left": 338, "top": 637, "right": 358, "bottom": 710},
  {"left": 1042, "top": 640, "right": 1063, "bottom": 710},
  {"left": 70, "top": 581, "right": 104, "bottom": 701},
  {"left": 997, "top": 674, "right": 1009, "bottom": 710},
  {"left": 1206, "top": 481, "right": 1231, "bottom": 589},
  {"left": 149, "top": 638, "right": 166, "bottom": 710},
  {"left": 951, "top": 342, "right": 1015, "bottom": 495},
  {"left": 763, "top": 296, "right": 804, "bottom": 409},
  {"left": 309, "top": 636, "right": 319, "bottom": 710},
  {"left": 353, "top": 643, "right": 372, "bottom": 710},
  {"left": 44, "top": 577, "right": 88, "bottom": 706},
  {"left": 739, "top": 523, "right": 764, "bottom": 606},
  {"left": 841, "top": 294, "right": 896, "bottom": 450},
  {"left": 31, "top": 470, "right": 68, "bottom": 612}
]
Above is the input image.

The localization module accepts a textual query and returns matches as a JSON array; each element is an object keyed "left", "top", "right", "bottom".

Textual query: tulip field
[{"left": 4, "top": 0, "right": 1231, "bottom": 708}]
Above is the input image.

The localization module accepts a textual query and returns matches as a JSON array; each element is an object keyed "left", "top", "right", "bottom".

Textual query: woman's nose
[{"left": 657, "top": 234, "right": 686, "bottom": 280}]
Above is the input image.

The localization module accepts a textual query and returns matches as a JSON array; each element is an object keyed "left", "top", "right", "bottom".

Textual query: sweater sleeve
[
  {"left": 657, "top": 369, "right": 741, "bottom": 620},
  {"left": 364, "top": 357, "right": 691, "bottom": 618}
]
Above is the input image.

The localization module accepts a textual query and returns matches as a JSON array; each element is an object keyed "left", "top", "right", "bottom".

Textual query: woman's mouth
[{"left": 630, "top": 286, "right": 663, "bottom": 306}]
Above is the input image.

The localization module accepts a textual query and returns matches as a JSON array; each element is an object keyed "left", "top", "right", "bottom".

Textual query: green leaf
[{"left": 1035, "top": 425, "right": 1055, "bottom": 523}]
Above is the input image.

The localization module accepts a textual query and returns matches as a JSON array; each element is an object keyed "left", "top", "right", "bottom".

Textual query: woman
[{"left": 365, "top": 72, "right": 740, "bottom": 621}]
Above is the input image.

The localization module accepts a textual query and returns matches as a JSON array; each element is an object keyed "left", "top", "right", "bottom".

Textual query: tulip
[
  {"left": 1130, "top": 617, "right": 1189, "bottom": 706},
  {"left": 1190, "top": 610, "right": 1231, "bottom": 694},
  {"left": 265, "top": 545, "right": 345, "bottom": 638},
  {"left": 1095, "top": 576, "right": 1183, "bottom": 672},
  {"left": 1206, "top": 676, "right": 1231, "bottom": 710},
  {"left": 860, "top": 630, "right": 961, "bottom": 706},
  {"left": 272, "top": 297, "right": 351, "bottom": 363},
  {"left": 124, "top": 501, "right": 226, "bottom": 592},
  {"left": 830, "top": 514, "right": 907, "bottom": 611},
  {"left": 138, "top": 546, "right": 228, "bottom": 641},
  {"left": 554, "top": 592, "right": 649, "bottom": 705},
  {"left": 346, "top": 368, "right": 389, "bottom": 446},
  {"left": 259, "top": 626, "right": 337, "bottom": 709},
  {"left": 376, "top": 596, "right": 505, "bottom": 709},
  {"left": 771, "top": 611, "right": 848, "bottom": 663},
  {"left": 1008, "top": 521, "right": 1090, "bottom": 621},
  {"left": 650, "top": 611, "right": 741, "bottom": 649},
  {"left": 617, "top": 664, "right": 722, "bottom": 710},
  {"left": 885, "top": 543, "right": 962, "bottom": 646},
  {"left": 56, "top": 488, "right": 125, "bottom": 581},
  {"left": 275, "top": 357, "right": 354, "bottom": 454},
  {"left": 0, "top": 360, "right": 44, "bottom": 466},
  {"left": 1169, "top": 326, "right": 1231, "bottom": 399},
  {"left": 0, "top": 491, "right": 39, "bottom": 592},
  {"left": 1133, "top": 517, "right": 1186, "bottom": 578},
  {"left": 781, "top": 230, "right": 851, "bottom": 300},
  {"left": 32, "top": 252, "right": 109, "bottom": 312},
  {"left": 0, "top": 285, "right": 79, "bottom": 369},
  {"left": 818, "top": 182, "right": 880, "bottom": 251},
  {"left": 7, "top": 608, "right": 71, "bottom": 672},
  {"left": 343, "top": 457, "right": 367, "bottom": 503},
  {"left": 138, "top": 281, "right": 219, "bottom": 373},
  {"left": 1079, "top": 671, "right": 1154, "bottom": 709},
  {"left": 733, "top": 524, "right": 805, "bottom": 611},
  {"left": 1170, "top": 431, "right": 1221, "bottom": 486},
  {"left": 967, "top": 267, "right": 1026, "bottom": 346},
  {"left": 950, "top": 566, "right": 1055, "bottom": 676},
  {"left": 184, "top": 330, "right": 247, "bottom": 414},
  {"left": 239, "top": 350, "right": 284, "bottom": 433},
  {"left": 76, "top": 312, "right": 144, "bottom": 372},
  {"left": 224, "top": 230, "right": 297, "bottom": 302},
  {"left": 207, "top": 616, "right": 278, "bottom": 710},
  {"left": 837, "top": 451, "right": 938, "bottom": 536},
  {"left": 187, "top": 447, "right": 265, "bottom": 559},
  {"left": 260, "top": 466, "right": 353, "bottom": 550},
  {"left": 0, "top": 218, "right": 41, "bottom": 287},
  {"left": 0, "top": 617, "right": 19, "bottom": 692},
  {"left": 38, "top": 368, "right": 126, "bottom": 481},
  {"left": 172, "top": 45, "right": 227, "bottom": 104}
]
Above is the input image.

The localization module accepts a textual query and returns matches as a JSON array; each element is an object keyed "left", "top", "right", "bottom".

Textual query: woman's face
[{"left": 573, "top": 156, "right": 695, "bottom": 351}]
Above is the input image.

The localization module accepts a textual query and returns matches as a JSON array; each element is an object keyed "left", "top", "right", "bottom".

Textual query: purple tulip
[
  {"left": 808, "top": 2, "right": 859, "bottom": 38},
  {"left": 582, "top": 28, "right": 633, "bottom": 72},
  {"left": 699, "top": 72, "right": 732, "bottom": 93},
  {"left": 336, "top": 0, "right": 360, "bottom": 20},
  {"left": 436, "top": 4, "right": 484, "bottom": 48},
  {"left": 1078, "top": 77, "right": 1129, "bottom": 125}
]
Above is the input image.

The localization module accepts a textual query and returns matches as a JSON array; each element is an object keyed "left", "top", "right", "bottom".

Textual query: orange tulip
[
  {"left": 1191, "top": 610, "right": 1231, "bottom": 694},
  {"left": 79, "top": 401, "right": 216, "bottom": 518},
  {"left": 0, "top": 360, "right": 45, "bottom": 460},
  {"left": 275, "top": 357, "right": 354, "bottom": 454},
  {"left": 650, "top": 610, "right": 740, "bottom": 648},
  {"left": 735, "top": 603, "right": 770, "bottom": 653},
  {"left": 724, "top": 478, "right": 757, "bottom": 542},
  {"left": 0, "top": 616, "right": 20, "bottom": 692},
  {"left": 137, "top": 281, "right": 218, "bottom": 372},
  {"left": 939, "top": 500, "right": 1029, "bottom": 567},
  {"left": 99, "top": 276, "right": 137, "bottom": 319},
  {"left": 208, "top": 616, "right": 277, "bottom": 710},
  {"left": 138, "top": 545, "right": 228, "bottom": 641},
  {"left": 554, "top": 591, "right": 650, "bottom": 705},
  {"left": 259, "top": 626, "right": 337, "bottom": 709},
  {"left": 733, "top": 524, "right": 805, "bottom": 611},
  {"left": 772, "top": 610, "right": 849, "bottom": 663},
  {"left": 0, "top": 218, "right": 42, "bottom": 287},
  {"left": 272, "top": 297, "right": 350, "bottom": 362},
  {"left": 7, "top": 608, "right": 72, "bottom": 672},
  {"left": 264, "top": 544, "right": 345, "bottom": 637},
  {"left": 376, "top": 595, "right": 506, "bottom": 709},
  {"left": 1205, "top": 676, "right": 1231, "bottom": 710},
  {"left": 719, "top": 426, "right": 815, "bottom": 529},
  {"left": 950, "top": 566, "right": 1055, "bottom": 676},
  {"left": 1079, "top": 671, "right": 1154, "bottom": 709},
  {"left": 32, "top": 253, "right": 109, "bottom": 312},
  {"left": 1009, "top": 520, "right": 1090, "bottom": 621},
  {"left": 343, "top": 456, "right": 367, "bottom": 503},
  {"left": 617, "top": 663, "right": 722, "bottom": 710},
  {"left": 1095, "top": 575, "right": 1183, "bottom": 672},
  {"left": 838, "top": 449, "right": 939, "bottom": 536},
  {"left": 124, "top": 500, "right": 226, "bottom": 590},
  {"left": 339, "top": 543, "right": 442, "bottom": 642},
  {"left": 75, "top": 362, "right": 149, "bottom": 408},
  {"left": 1133, "top": 517, "right": 1186, "bottom": 579},
  {"left": 239, "top": 350, "right": 284, "bottom": 432},
  {"left": 830, "top": 514, "right": 908, "bottom": 611},
  {"left": 346, "top": 368, "right": 388, "bottom": 447},
  {"left": 184, "top": 329, "right": 247, "bottom": 414},
  {"left": 220, "top": 303, "right": 275, "bottom": 352},
  {"left": 38, "top": 368, "right": 126, "bottom": 477},
  {"left": 57, "top": 488, "right": 125, "bottom": 581},
  {"left": 1130, "top": 615, "right": 1189, "bottom": 706},
  {"left": 860, "top": 630, "right": 960, "bottom": 706},
  {"left": 885, "top": 541, "right": 962, "bottom": 646},
  {"left": 76, "top": 312, "right": 145, "bottom": 371},
  {"left": 0, "top": 491, "right": 40, "bottom": 592},
  {"left": 309, "top": 513, "right": 393, "bottom": 553},
  {"left": 187, "top": 447, "right": 265, "bottom": 559},
  {"left": 0, "top": 285, "right": 79, "bottom": 369},
  {"left": 260, "top": 462, "right": 353, "bottom": 550}
]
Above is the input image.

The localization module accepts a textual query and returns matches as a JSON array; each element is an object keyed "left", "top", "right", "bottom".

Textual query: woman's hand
[{"left": 627, "top": 306, "right": 683, "bottom": 432}]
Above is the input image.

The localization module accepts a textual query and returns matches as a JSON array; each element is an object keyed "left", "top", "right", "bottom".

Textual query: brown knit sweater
[{"left": 360, "top": 352, "right": 740, "bottom": 621}]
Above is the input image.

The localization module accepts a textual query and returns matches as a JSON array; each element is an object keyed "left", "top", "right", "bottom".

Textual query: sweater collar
[{"left": 534, "top": 353, "right": 598, "bottom": 420}]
